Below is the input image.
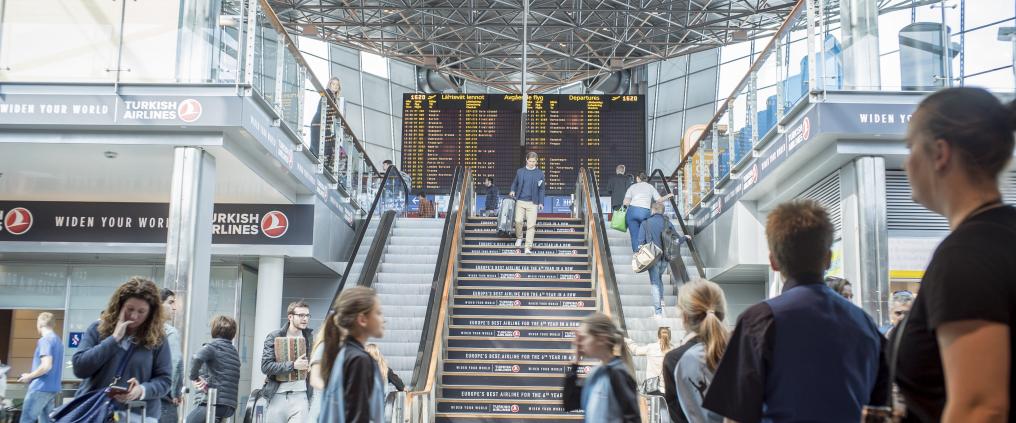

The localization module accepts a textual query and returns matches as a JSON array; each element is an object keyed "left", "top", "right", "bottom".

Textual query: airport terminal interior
[{"left": 1, "top": 0, "right": 1015, "bottom": 421}]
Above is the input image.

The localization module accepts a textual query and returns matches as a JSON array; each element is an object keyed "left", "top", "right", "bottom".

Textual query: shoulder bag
[{"left": 51, "top": 344, "right": 136, "bottom": 423}]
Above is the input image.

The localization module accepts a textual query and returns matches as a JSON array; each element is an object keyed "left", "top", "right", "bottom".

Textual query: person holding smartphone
[{"left": 70, "top": 277, "right": 172, "bottom": 421}]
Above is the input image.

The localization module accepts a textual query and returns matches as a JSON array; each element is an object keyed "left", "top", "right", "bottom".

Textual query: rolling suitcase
[{"left": 496, "top": 198, "right": 516, "bottom": 238}]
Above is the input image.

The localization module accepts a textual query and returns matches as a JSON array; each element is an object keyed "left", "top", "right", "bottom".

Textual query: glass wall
[
  {"left": 644, "top": 49, "right": 721, "bottom": 178},
  {"left": 0, "top": 0, "right": 242, "bottom": 84},
  {"left": 295, "top": 39, "right": 418, "bottom": 171},
  {"left": 0, "top": 263, "right": 243, "bottom": 382}
]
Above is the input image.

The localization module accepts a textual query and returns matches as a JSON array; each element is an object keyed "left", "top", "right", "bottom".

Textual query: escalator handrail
[
  {"left": 581, "top": 168, "right": 627, "bottom": 331},
  {"left": 409, "top": 167, "right": 465, "bottom": 390},
  {"left": 332, "top": 166, "right": 414, "bottom": 302},
  {"left": 355, "top": 210, "right": 397, "bottom": 287},
  {"left": 649, "top": 169, "right": 707, "bottom": 279}
]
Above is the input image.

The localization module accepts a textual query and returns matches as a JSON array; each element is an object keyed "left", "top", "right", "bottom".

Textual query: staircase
[
  {"left": 607, "top": 223, "right": 688, "bottom": 382},
  {"left": 370, "top": 217, "right": 444, "bottom": 384},
  {"left": 436, "top": 216, "right": 592, "bottom": 423}
]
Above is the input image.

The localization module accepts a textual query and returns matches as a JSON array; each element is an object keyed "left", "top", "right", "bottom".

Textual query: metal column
[
  {"left": 841, "top": 157, "right": 889, "bottom": 322},
  {"left": 840, "top": 0, "right": 882, "bottom": 90},
  {"left": 164, "top": 147, "right": 216, "bottom": 418},
  {"left": 251, "top": 256, "right": 285, "bottom": 388}
]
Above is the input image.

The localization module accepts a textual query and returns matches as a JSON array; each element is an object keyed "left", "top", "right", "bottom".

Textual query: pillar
[
  {"left": 164, "top": 147, "right": 215, "bottom": 418},
  {"left": 840, "top": 156, "right": 889, "bottom": 323},
  {"left": 250, "top": 256, "right": 285, "bottom": 388},
  {"left": 840, "top": 0, "right": 882, "bottom": 90}
]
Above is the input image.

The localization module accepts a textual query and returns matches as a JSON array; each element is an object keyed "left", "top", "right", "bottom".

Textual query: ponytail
[
  {"left": 700, "top": 310, "right": 729, "bottom": 371},
  {"left": 320, "top": 287, "right": 378, "bottom": 382},
  {"left": 677, "top": 279, "right": 731, "bottom": 372}
]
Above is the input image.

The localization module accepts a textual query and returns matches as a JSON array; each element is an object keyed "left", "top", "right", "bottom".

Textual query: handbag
[
  {"left": 638, "top": 376, "right": 663, "bottom": 395},
  {"left": 631, "top": 242, "right": 662, "bottom": 273},
  {"left": 51, "top": 344, "right": 136, "bottom": 423},
  {"left": 610, "top": 207, "right": 628, "bottom": 232}
]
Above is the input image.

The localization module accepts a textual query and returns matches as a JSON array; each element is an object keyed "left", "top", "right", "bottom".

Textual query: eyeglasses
[{"left": 290, "top": 313, "right": 311, "bottom": 319}]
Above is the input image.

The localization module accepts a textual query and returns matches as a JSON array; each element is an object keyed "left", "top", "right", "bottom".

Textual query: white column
[
  {"left": 164, "top": 147, "right": 215, "bottom": 420},
  {"left": 250, "top": 256, "right": 285, "bottom": 388},
  {"left": 840, "top": 157, "right": 889, "bottom": 322}
]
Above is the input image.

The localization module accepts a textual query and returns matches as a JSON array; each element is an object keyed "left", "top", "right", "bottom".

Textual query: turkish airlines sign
[{"left": 0, "top": 202, "right": 313, "bottom": 245}]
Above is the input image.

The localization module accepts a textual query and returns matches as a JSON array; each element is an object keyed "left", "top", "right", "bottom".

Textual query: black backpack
[{"left": 660, "top": 220, "right": 683, "bottom": 263}]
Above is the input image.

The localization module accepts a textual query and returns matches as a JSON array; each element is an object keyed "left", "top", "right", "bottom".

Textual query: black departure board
[
  {"left": 401, "top": 93, "right": 645, "bottom": 194},
  {"left": 402, "top": 94, "right": 521, "bottom": 193}
]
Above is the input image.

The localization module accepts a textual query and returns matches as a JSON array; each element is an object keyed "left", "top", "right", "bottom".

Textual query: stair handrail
[
  {"left": 354, "top": 210, "right": 398, "bottom": 287},
  {"left": 649, "top": 169, "right": 707, "bottom": 279},
  {"left": 409, "top": 166, "right": 461, "bottom": 389},
  {"left": 577, "top": 168, "right": 626, "bottom": 331},
  {"left": 331, "top": 166, "right": 413, "bottom": 302},
  {"left": 256, "top": 0, "right": 382, "bottom": 178},
  {"left": 405, "top": 168, "right": 472, "bottom": 422}
]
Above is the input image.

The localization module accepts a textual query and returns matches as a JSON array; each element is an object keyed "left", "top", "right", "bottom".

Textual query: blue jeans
[
  {"left": 647, "top": 259, "right": 668, "bottom": 316},
  {"left": 626, "top": 206, "right": 652, "bottom": 252},
  {"left": 20, "top": 390, "right": 57, "bottom": 423}
]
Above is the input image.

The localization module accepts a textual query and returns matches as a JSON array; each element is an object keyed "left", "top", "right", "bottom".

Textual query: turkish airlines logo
[
  {"left": 2, "top": 207, "right": 33, "bottom": 235},
  {"left": 261, "top": 211, "right": 289, "bottom": 238},
  {"left": 177, "top": 99, "right": 203, "bottom": 123}
]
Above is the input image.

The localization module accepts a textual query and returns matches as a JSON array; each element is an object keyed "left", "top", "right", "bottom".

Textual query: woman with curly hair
[{"left": 71, "top": 276, "right": 173, "bottom": 421}]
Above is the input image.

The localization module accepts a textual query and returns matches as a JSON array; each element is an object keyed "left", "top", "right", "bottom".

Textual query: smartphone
[{"left": 107, "top": 385, "right": 130, "bottom": 395}]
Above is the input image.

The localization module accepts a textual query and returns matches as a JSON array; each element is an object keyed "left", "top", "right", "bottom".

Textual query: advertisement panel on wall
[{"left": 0, "top": 201, "right": 314, "bottom": 245}]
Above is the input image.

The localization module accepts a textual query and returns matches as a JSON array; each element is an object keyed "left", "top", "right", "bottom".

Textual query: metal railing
[
  {"left": 576, "top": 168, "right": 626, "bottom": 330},
  {"left": 404, "top": 168, "right": 471, "bottom": 422}
]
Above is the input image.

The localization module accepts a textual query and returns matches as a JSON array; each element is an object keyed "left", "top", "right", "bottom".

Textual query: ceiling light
[{"left": 104, "top": 151, "right": 118, "bottom": 159}]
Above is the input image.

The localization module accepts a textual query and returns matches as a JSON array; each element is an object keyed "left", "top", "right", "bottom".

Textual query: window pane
[
  {"left": 361, "top": 51, "right": 389, "bottom": 79},
  {"left": 0, "top": 264, "right": 66, "bottom": 308}
]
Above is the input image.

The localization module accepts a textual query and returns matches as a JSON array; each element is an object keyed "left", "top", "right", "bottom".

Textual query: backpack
[{"left": 661, "top": 220, "right": 684, "bottom": 263}]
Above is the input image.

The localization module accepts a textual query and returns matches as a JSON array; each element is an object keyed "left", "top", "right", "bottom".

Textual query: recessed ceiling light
[{"left": 104, "top": 151, "right": 118, "bottom": 159}]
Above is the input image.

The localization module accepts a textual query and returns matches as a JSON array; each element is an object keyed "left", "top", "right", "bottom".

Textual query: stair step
[
  {"left": 446, "top": 348, "right": 576, "bottom": 363},
  {"left": 441, "top": 373, "right": 569, "bottom": 387},
  {"left": 468, "top": 216, "right": 581, "bottom": 223},
  {"left": 465, "top": 230, "right": 584, "bottom": 239},
  {"left": 453, "top": 297, "right": 593, "bottom": 308},
  {"left": 447, "top": 327, "right": 576, "bottom": 339},
  {"left": 460, "top": 260, "right": 589, "bottom": 268},
  {"left": 460, "top": 253, "right": 588, "bottom": 262},
  {"left": 457, "top": 279, "right": 592, "bottom": 289},
  {"left": 461, "top": 246, "right": 588, "bottom": 255},
  {"left": 451, "top": 306, "right": 594, "bottom": 317},
  {"left": 443, "top": 362, "right": 590, "bottom": 375},
  {"left": 465, "top": 222, "right": 585, "bottom": 229},
  {"left": 459, "top": 266, "right": 590, "bottom": 274},
  {"left": 463, "top": 238, "right": 586, "bottom": 246},
  {"left": 450, "top": 316, "right": 583, "bottom": 329},
  {"left": 447, "top": 337, "right": 573, "bottom": 349},
  {"left": 380, "top": 263, "right": 436, "bottom": 273},
  {"left": 455, "top": 288, "right": 594, "bottom": 298},
  {"left": 437, "top": 400, "right": 575, "bottom": 416},
  {"left": 435, "top": 415, "right": 583, "bottom": 423}
]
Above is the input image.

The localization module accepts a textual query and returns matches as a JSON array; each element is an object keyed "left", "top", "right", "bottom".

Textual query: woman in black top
[
  {"left": 319, "top": 287, "right": 386, "bottom": 423},
  {"left": 897, "top": 87, "right": 1016, "bottom": 422}
]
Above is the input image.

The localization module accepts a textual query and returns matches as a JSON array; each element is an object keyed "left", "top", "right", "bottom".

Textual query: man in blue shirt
[
  {"left": 509, "top": 152, "right": 546, "bottom": 254},
  {"left": 702, "top": 200, "right": 888, "bottom": 422},
  {"left": 18, "top": 312, "right": 63, "bottom": 423}
]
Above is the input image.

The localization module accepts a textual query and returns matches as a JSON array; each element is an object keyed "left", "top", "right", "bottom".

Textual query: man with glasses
[
  {"left": 882, "top": 290, "right": 915, "bottom": 336},
  {"left": 260, "top": 301, "right": 314, "bottom": 422}
]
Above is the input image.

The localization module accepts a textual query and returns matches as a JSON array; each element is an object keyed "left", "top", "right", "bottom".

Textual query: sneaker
[
  {"left": 524, "top": 248, "right": 532, "bottom": 255},
  {"left": 515, "top": 239, "right": 523, "bottom": 247}
]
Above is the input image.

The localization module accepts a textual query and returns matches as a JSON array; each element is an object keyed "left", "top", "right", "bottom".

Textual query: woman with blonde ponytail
[
  {"left": 668, "top": 279, "right": 729, "bottom": 423},
  {"left": 562, "top": 313, "right": 640, "bottom": 423},
  {"left": 318, "top": 287, "right": 386, "bottom": 423}
]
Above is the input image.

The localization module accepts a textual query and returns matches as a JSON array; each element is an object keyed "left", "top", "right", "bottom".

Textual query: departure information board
[{"left": 401, "top": 93, "right": 644, "bottom": 193}]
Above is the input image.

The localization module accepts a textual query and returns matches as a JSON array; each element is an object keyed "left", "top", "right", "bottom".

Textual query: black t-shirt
[
  {"left": 662, "top": 338, "right": 700, "bottom": 423},
  {"left": 895, "top": 205, "right": 1016, "bottom": 422}
]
